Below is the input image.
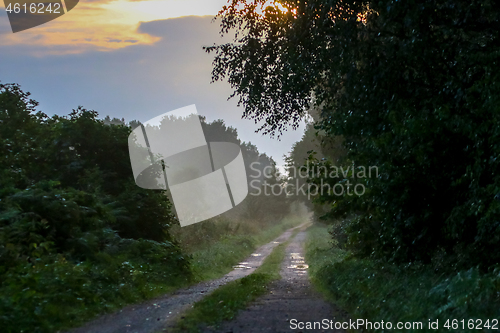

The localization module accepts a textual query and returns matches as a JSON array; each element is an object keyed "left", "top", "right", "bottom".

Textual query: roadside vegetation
[
  {"left": 0, "top": 82, "right": 295, "bottom": 333},
  {"left": 306, "top": 223, "right": 500, "bottom": 332},
  {"left": 180, "top": 212, "right": 304, "bottom": 281}
]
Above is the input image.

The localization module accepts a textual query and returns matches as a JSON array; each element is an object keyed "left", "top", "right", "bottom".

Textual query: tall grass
[
  {"left": 0, "top": 240, "right": 191, "bottom": 333},
  {"left": 172, "top": 202, "right": 308, "bottom": 281},
  {"left": 305, "top": 224, "right": 500, "bottom": 333},
  {"left": 189, "top": 213, "right": 304, "bottom": 281}
]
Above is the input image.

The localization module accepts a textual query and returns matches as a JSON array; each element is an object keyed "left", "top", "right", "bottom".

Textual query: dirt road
[
  {"left": 202, "top": 229, "right": 346, "bottom": 333},
  {"left": 69, "top": 226, "right": 302, "bottom": 333}
]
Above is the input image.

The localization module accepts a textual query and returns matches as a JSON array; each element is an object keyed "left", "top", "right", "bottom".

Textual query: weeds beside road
[{"left": 305, "top": 223, "right": 500, "bottom": 333}]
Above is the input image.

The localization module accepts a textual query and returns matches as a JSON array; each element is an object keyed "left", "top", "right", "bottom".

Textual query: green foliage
[
  {"left": 0, "top": 83, "right": 176, "bottom": 243},
  {"left": 304, "top": 224, "right": 348, "bottom": 278},
  {"left": 285, "top": 112, "right": 347, "bottom": 219},
  {"left": 0, "top": 240, "right": 189, "bottom": 333},
  {"left": 306, "top": 224, "right": 500, "bottom": 333},
  {"left": 0, "top": 83, "right": 190, "bottom": 332},
  {"left": 316, "top": 261, "right": 500, "bottom": 333},
  {"left": 207, "top": 0, "right": 500, "bottom": 269}
]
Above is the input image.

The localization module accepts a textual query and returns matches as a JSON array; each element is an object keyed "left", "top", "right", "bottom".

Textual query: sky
[{"left": 0, "top": 0, "right": 305, "bottom": 168}]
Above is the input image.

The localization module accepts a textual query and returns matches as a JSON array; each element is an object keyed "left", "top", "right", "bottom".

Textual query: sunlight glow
[{"left": 252, "top": 1, "right": 291, "bottom": 16}]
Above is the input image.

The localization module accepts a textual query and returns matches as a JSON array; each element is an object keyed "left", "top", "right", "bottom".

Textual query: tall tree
[{"left": 206, "top": 0, "right": 500, "bottom": 268}]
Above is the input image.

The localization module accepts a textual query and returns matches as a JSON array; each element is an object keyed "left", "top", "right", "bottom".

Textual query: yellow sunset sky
[
  {"left": 0, "top": 0, "right": 232, "bottom": 53},
  {"left": 0, "top": 0, "right": 288, "bottom": 54}
]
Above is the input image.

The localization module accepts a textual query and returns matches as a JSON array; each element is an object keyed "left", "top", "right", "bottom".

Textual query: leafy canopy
[{"left": 206, "top": 0, "right": 500, "bottom": 268}]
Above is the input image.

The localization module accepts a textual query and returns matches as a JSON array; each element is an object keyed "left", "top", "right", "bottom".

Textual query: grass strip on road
[{"left": 172, "top": 229, "right": 300, "bottom": 333}]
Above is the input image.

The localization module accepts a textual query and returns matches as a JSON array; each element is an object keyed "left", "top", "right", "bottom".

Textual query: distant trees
[
  {"left": 201, "top": 116, "right": 291, "bottom": 222},
  {"left": 206, "top": 0, "right": 500, "bottom": 269}
]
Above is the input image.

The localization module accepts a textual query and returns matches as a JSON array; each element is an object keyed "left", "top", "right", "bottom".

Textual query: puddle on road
[
  {"left": 288, "top": 253, "right": 309, "bottom": 275},
  {"left": 232, "top": 254, "right": 261, "bottom": 269}
]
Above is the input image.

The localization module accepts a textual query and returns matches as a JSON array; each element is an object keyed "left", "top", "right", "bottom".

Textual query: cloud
[
  {"left": 0, "top": 0, "right": 159, "bottom": 54},
  {"left": 0, "top": 15, "right": 304, "bottom": 166},
  {"left": 0, "top": 0, "right": 229, "bottom": 55}
]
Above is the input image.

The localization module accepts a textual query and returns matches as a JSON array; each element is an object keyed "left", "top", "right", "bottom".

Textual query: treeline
[
  {"left": 202, "top": 116, "right": 289, "bottom": 222},
  {"left": 170, "top": 116, "right": 291, "bottom": 251},
  {"left": 0, "top": 82, "right": 290, "bottom": 332}
]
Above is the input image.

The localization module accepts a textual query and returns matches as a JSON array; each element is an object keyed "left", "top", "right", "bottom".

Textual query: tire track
[
  {"left": 69, "top": 225, "right": 304, "bottom": 333},
  {"left": 202, "top": 227, "right": 346, "bottom": 333}
]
